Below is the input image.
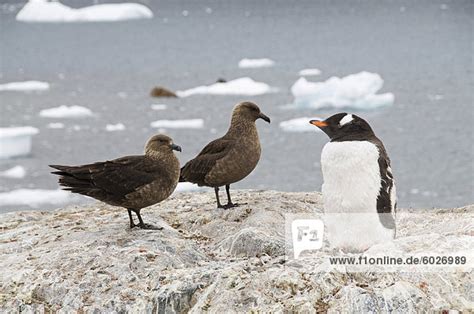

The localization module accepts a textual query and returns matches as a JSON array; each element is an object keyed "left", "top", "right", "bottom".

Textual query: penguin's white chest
[
  {"left": 321, "top": 141, "right": 381, "bottom": 212},
  {"left": 320, "top": 141, "right": 393, "bottom": 251}
]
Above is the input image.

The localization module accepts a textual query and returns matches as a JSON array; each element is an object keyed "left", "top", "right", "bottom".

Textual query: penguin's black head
[{"left": 309, "top": 113, "right": 374, "bottom": 141}]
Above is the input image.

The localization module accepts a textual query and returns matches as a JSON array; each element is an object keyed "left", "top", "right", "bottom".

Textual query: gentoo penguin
[
  {"left": 50, "top": 134, "right": 181, "bottom": 230},
  {"left": 310, "top": 113, "right": 396, "bottom": 251},
  {"left": 180, "top": 101, "right": 271, "bottom": 208}
]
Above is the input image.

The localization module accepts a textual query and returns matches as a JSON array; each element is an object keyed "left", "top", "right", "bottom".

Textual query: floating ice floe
[
  {"left": 238, "top": 58, "right": 275, "bottom": 68},
  {"left": 150, "top": 119, "right": 204, "bottom": 129},
  {"left": 106, "top": 123, "right": 126, "bottom": 132},
  {"left": 47, "top": 122, "right": 65, "bottom": 129},
  {"left": 291, "top": 71, "right": 394, "bottom": 110},
  {"left": 117, "top": 92, "right": 128, "bottom": 99},
  {"left": 151, "top": 104, "right": 167, "bottom": 110},
  {"left": 0, "top": 166, "right": 26, "bottom": 179},
  {"left": 177, "top": 77, "right": 277, "bottom": 97},
  {"left": 0, "top": 127, "right": 39, "bottom": 159},
  {"left": 174, "top": 182, "right": 205, "bottom": 194},
  {"left": 39, "top": 105, "right": 93, "bottom": 118},
  {"left": 0, "top": 81, "right": 50, "bottom": 92},
  {"left": 16, "top": 0, "right": 153, "bottom": 23},
  {"left": 298, "top": 68, "right": 321, "bottom": 76},
  {"left": 279, "top": 117, "right": 323, "bottom": 133},
  {"left": 0, "top": 189, "right": 81, "bottom": 208}
]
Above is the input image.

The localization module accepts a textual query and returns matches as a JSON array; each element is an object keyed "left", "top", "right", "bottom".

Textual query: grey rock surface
[{"left": 0, "top": 190, "right": 472, "bottom": 312}]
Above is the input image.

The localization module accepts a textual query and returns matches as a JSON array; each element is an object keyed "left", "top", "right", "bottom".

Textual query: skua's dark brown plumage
[
  {"left": 50, "top": 134, "right": 181, "bottom": 229},
  {"left": 180, "top": 102, "right": 270, "bottom": 208}
]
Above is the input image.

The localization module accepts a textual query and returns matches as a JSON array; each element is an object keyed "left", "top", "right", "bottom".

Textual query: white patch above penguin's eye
[{"left": 339, "top": 114, "right": 353, "bottom": 127}]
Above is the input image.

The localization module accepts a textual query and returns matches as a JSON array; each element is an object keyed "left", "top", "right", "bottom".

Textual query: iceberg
[
  {"left": 151, "top": 104, "right": 167, "bottom": 110},
  {"left": 238, "top": 58, "right": 275, "bottom": 68},
  {"left": 177, "top": 77, "right": 277, "bottom": 97},
  {"left": 279, "top": 117, "right": 323, "bottom": 133},
  {"left": 16, "top": 0, "right": 153, "bottom": 23},
  {"left": 47, "top": 122, "right": 65, "bottom": 129},
  {"left": 105, "top": 123, "right": 126, "bottom": 132},
  {"left": 0, "top": 127, "right": 39, "bottom": 159},
  {"left": 0, "top": 80, "right": 50, "bottom": 92},
  {"left": 0, "top": 166, "right": 27, "bottom": 179},
  {"left": 298, "top": 68, "right": 321, "bottom": 76},
  {"left": 291, "top": 71, "right": 394, "bottom": 110},
  {"left": 0, "top": 189, "right": 81, "bottom": 208},
  {"left": 150, "top": 119, "right": 204, "bottom": 129},
  {"left": 173, "top": 182, "right": 205, "bottom": 194},
  {"left": 39, "top": 105, "right": 92, "bottom": 118}
]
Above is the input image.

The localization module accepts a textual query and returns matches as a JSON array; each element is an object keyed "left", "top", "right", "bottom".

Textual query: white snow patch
[
  {"left": 279, "top": 117, "right": 323, "bottom": 133},
  {"left": 0, "top": 81, "right": 50, "bottom": 92},
  {"left": 16, "top": 0, "right": 153, "bottom": 23},
  {"left": 0, "top": 127, "right": 39, "bottom": 159},
  {"left": 0, "top": 166, "right": 26, "bottom": 179},
  {"left": 177, "top": 77, "right": 277, "bottom": 97},
  {"left": 0, "top": 189, "right": 80, "bottom": 208},
  {"left": 339, "top": 114, "right": 353, "bottom": 126},
  {"left": 105, "top": 123, "right": 125, "bottom": 132},
  {"left": 151, "top": 104, "right": 167, "bottom": 110},
  {"left": 238, "top": 58, "right": 275, "bottom": 68},
  {"left": 47, "top": 122, "right": 65, "bottom": 129},
  {"left": 291, "top": 71, "right": 394, "bottom": 110},
  {"left": 173, "top": 182, "right": 205, "bottom": 194},
  {"left": 150, "top": 119, "right": 204, "bottom": 129},
  {"left": 39, "top": 105, "right": 92, "bottom": 118},
  {"left": 298, "top": 68, "right": 321, "bottom": 76}
]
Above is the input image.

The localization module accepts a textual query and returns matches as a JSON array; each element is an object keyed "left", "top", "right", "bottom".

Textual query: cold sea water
[{"left": 0, "top": 0, "right": 472, "bottom": 212}]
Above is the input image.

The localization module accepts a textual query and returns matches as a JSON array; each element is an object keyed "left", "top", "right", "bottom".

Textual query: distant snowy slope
[
  {"left": 291, "top": 71, "right": 394, "bottom": 110},
  {"left": 16, "top": 0, "right": 153, "bottom": 23},
  {"left": 177, "top": 77, "right": 277, "bottom": 97}
]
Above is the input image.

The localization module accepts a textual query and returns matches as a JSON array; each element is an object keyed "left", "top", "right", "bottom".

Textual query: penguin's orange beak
[{"left": 309, "top": 120, "right": 328, "bottom": 127}]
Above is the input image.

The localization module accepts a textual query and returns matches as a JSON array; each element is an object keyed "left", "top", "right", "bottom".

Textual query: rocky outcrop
[
  {"left": 150, "top": 86, "right": 177, "bottom": 98},
  {"left": 0, "top": 190, "right": 472, "bottom": 312}
]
